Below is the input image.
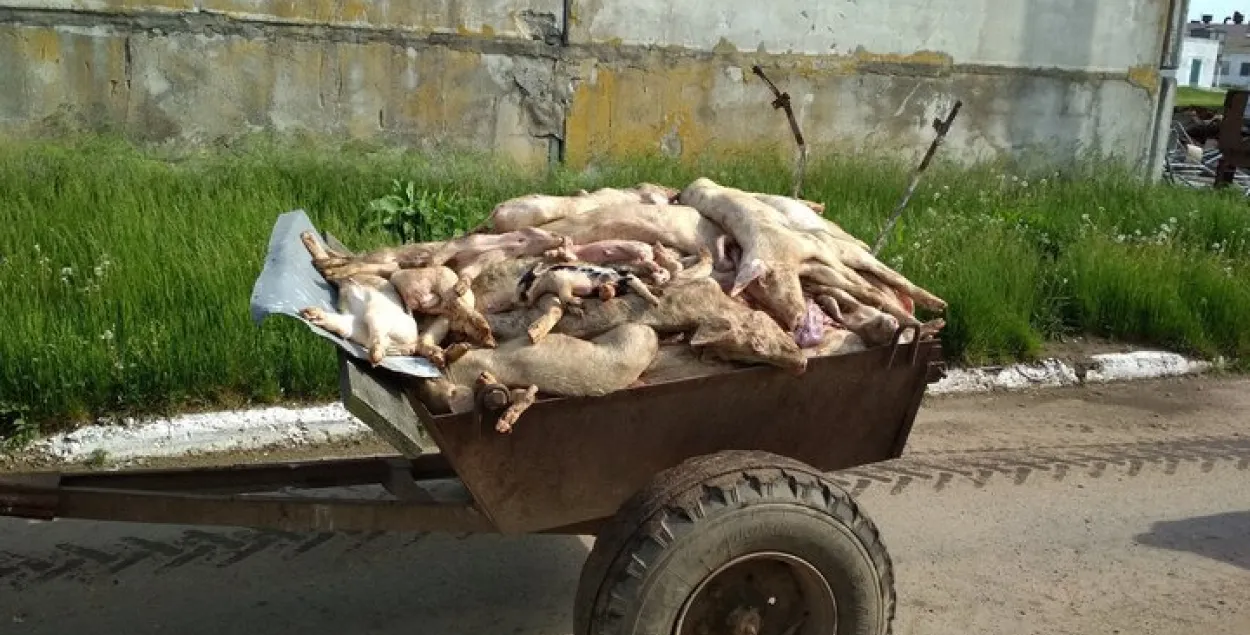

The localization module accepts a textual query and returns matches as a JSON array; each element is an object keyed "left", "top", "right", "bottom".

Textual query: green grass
[
  {"left": 1, "top": 135, "right": 1249, "bottom": 436},
  {"left": 1176, "top": 86, "right": 1228, "bottom": 108}
]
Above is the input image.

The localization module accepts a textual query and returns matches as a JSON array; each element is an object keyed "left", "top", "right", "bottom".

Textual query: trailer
[{"left": 0, "top": 221, "right": 946, "bottom": 635}]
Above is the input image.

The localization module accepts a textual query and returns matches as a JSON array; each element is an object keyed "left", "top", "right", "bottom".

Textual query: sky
[{"left": 1190, "top": 1, "right": 1246, "bottom": 21}]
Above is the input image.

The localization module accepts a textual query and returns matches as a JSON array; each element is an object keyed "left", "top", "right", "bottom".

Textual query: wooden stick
[
  {"left": 871, "top": 100, "right": 963, "bottom": 256},
  {"left": 752, "top": 65, "right": 808, "bottom": 199}
]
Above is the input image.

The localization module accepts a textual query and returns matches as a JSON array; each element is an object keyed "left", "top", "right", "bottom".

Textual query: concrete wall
[
  {"left": 0, "top": 0, "right": 1175, "bottom": 171},
  {"left": 1179, "top": 36, "right": 1220, "bottom": 88}
]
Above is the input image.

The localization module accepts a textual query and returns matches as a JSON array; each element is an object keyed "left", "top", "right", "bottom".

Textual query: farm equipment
[{"left": 0, "top": 219, "right": 946, "bottom": 635}]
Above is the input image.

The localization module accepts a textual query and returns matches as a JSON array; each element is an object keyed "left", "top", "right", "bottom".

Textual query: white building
[
  {"left": 1188, "top": 16, "right": 1250, "bottom": 89},
  {"left": 1180, "top": 36, "right": 1221, "bottom": 88}
]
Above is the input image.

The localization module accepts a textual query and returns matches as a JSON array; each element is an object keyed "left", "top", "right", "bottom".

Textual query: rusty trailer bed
[{"left": 0, "top": 333, "right": 943, "bottom": 536}]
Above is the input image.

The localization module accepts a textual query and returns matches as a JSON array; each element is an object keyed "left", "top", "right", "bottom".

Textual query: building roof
[{"left": 1187, "top": 21, "right": 1250, "bottom": 55}]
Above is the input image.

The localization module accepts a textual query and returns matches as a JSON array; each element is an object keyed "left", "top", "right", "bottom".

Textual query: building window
[
  {"left": 1220, "top": 61, "right": 1231, "bottom": 76},
  {"left": 1240, "top": 62, "right": 1250, "bottom": 76}
]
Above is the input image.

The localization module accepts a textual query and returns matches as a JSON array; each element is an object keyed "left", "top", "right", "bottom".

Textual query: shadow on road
[{"left": 1134, "top": 511, "right": 1250, "bottom": 571}]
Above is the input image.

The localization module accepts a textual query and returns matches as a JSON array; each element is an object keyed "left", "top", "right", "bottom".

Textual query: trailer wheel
[{"left": 574, "top": 451, "right": 895, "bottom": 635}]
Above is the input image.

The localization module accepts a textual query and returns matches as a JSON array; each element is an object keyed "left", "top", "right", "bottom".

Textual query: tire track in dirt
[
  {"left": 0, "top": 527, "right": 472, "bottom": 589},
  {"left": 829, "top": 434, "right": 1250, "bottom": 498}
]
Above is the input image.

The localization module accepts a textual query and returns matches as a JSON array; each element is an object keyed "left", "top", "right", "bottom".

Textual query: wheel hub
[{"left": 673, "top": 552, "right": 837, "bottom": 635}]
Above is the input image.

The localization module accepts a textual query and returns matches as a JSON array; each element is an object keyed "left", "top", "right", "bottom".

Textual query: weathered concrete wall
[{"left": 0, "top": 0, "right": 1174, "bottom": 171}]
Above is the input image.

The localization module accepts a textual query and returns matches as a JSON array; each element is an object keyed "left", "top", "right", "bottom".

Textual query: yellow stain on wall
[
  {"left": 24, "top": 28, "right": 62, "bottom": 63},
  {"left": 566, "top": 59, "right": 745, "bottom": 166},
  {"left": 1126, "top": 64, "right": 1159, "bottom": 97},
  {"left": 568, "top": 55, "right": 842, "bottom": 166}
]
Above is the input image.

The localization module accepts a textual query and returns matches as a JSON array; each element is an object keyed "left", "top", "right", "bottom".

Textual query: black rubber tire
[{"left": 573, "top": 450, "right": 896, "bottom": 635}]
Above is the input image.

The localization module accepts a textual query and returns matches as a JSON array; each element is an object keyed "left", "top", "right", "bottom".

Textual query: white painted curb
[
  {"left": 15, "top": 350, "right": 1218, "bottom": 464},
  {"left": 928, "top": 350, "right": 1215, "bottom": 395}
]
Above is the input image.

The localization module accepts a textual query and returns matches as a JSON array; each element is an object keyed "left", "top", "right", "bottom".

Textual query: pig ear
[{"left": 689, "top": 321, "right": 733, "bottom": 347}]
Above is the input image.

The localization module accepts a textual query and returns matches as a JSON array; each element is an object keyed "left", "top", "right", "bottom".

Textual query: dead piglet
[
  {"left": 302, "top": 231, "right": 445, "bottom": 281},
  {"left": 418, "top": 324, "right": 661, "bottom": 430},
  {"left": 677, "top": 178, "right": 820, "bottom": 330},
  {"left": 470, "top": 256, "right": 544, "bottom": 314},
  {"left": 543, "top": 239, "right": 681, "bottom": 285},
  {"left": 390, "top": 266, "right": 497, "bottom": 348},
  {"left": 517, "top": 263, "right": 662, "bottom": 311},
  {"left": 433, "top": 227, "right": 568, "bottom": 273},
  {"left": 495, "top": 277, "right": 806, "bottom": 375},
  {"left": 539, "top": 203, "right": 727, "bottom": 262},
  {"left": 752, "top": 193, "right": 871, "bottom": 252},
  {"left": 487, "top": 184, "right": 676, "bottom": 233},
  {"left": 298, "top": 276, "right": 442, "bottom": 367},
  {"left": 299, "top": 232, "right": 443, "bottom": 366},
  {"left": 805, "top": 284, "right": 899, "bottom": 348}
]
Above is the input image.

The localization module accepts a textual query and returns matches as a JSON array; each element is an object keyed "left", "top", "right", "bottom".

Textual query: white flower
[
  {"left": 100, "top": 330, "right": 114, "bottom": 342},
  {"left": 60, "top": 266, "right": 73, "bottom": 277}
]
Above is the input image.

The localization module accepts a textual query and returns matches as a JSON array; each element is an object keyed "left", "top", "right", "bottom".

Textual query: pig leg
[
  {"left": 445, "top": 342, "right": 473, "bottom": 364},
  {"left": 525, "top": 296, "right": 565, "bottom": 343},
  {"left": 447, "top": 304, "right": 496, "bottom": 348},
  {"left": 799, "top": 262, "right": 920, "bottom": 327},
  {"left": 624, "top": 276, "right": 662, "bottom": 306},
  {"left": 713, "top": 235, "right": 736, "bottom": 272},
  {"left": 403, "top": 341, "right": 446, "bottom": 369},
  {"left": 454, "top": 250, "right": 509, "bottom": 295},
  {"left": 815, "top": 290, "right": 900, "bottom": 347},
  {"left": 653, "top": 243, "right": 684, "bottom": 276},
  {"left": 813, "top": 294, "right": 845, "bottom": 323},
  {"left": 302, "top": 231, "right": 400, "bottom": 280},
  {"left": 495, "top": 385, "right": 539, "bottom": 434},
  {"left": 300, "top": 307, "right": 357, "bottom": 340},
  {"left": 835, "top": 249, "right": 947, "bottom": 312}
]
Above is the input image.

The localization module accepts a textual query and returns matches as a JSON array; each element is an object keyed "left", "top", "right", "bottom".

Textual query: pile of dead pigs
[{"left": 299, "top": 177, "right": 948, "bottom": 432}]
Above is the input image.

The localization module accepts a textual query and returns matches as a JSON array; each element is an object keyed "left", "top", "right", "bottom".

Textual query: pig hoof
[{"left": 445, "top": 342, "right": 472, "bottom": 364}]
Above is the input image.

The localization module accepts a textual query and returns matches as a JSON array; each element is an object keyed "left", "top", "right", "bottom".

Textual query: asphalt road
[{"left": 2, "top": 377, "right": 1248, "bottom": 635}]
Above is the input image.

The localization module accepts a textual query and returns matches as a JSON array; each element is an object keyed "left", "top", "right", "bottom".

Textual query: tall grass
[
  {"left": 1175, "top": 86, "right": 1227, "bottom": 109},
  {"left": 1, "top": 136, "right": 1248, "bottom": 435}
]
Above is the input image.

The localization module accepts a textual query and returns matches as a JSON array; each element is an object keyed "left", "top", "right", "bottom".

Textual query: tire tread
[{"left": 573, "top": 451, "right": 897, "bottom": 635}]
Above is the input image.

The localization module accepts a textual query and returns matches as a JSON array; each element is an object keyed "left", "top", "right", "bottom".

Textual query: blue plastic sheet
[{"left": 248, "top": 209, "right": 443, "bottom": 378}]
